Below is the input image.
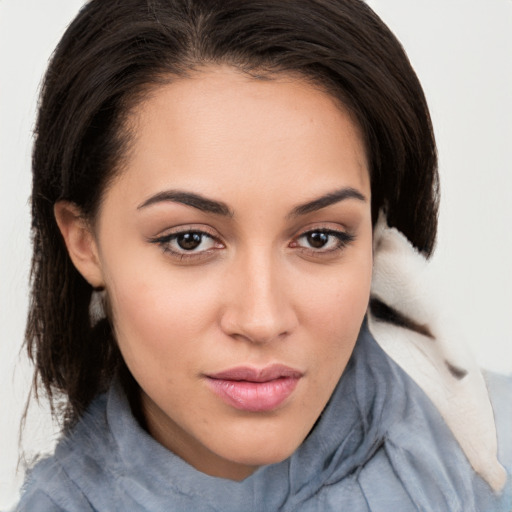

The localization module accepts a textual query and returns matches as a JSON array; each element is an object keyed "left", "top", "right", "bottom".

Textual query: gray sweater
[{"left": 16, "top": 326, "right": 512, "bottom": 511}]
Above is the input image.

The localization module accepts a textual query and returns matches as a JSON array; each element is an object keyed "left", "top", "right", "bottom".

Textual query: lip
[{"left": 205, "top": 364, "right": 303, "bottom": 412}]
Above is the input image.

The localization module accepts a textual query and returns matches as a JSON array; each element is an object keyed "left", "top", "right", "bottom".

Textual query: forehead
[{"left": 111, "top": 66, "right": 370, "bottom": 210}]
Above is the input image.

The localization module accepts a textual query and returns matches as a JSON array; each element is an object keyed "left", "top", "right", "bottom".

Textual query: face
[{"left": 64, "top": 66, "right": 373, "bottom": 480}]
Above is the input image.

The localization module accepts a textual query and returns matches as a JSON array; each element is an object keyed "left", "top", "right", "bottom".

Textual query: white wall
[
  {"left": 366, "top": 0, "right": 512, "bottom": 373},
  {"left": 0, "top": 2, "right": 86, "bottom": 507},
  {"left": 1, "top": 0, "right": 511, "bottom": 507}
]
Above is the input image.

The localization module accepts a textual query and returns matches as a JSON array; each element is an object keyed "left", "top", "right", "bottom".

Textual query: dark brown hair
[{"left": 27, "top": 0, "right": 438, "bottom": 427}]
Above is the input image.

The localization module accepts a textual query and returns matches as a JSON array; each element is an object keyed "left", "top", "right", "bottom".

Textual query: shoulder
[
  {"left": 485, "top": 371, "right": 512, "bottom": 469},
  {"left": 16, "top": 393, "right": 111, "bottom": 512},
  {"left": 15, "top": 491, "right": 64, "bottom": 512},
  {"left": 485, "top": 371, "right": 512, "bottom": 415},
  {"left": 16, "top": 456, "right": 94, "bottom": 512}
]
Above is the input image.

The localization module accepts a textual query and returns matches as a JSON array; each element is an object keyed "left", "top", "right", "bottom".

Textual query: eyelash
[
  {"left": 149, "top": 229, "right": 223, "bottom": 261},
  {"left": 292, "top": 228, "right": 355, "bottom": 256},
  {"left": 149, "top": 227, "right": 355, "bottom": 262}
]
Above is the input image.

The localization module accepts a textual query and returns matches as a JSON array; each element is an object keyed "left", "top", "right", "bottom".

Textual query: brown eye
[
  {"left": 306, "top": 232, "right": 329, "bottom": 248},
  {"left": 177, "top": 232, "right": 203, "bottom": 250},
  {"left": 293, "top": 229, "right": 355, "bottom": 254},
  {"left": 151, "top": 229, "right": 220, "bottom": 258}
]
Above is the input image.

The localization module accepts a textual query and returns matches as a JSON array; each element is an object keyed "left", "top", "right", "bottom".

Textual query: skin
[{"left": 55, "top": 66, "right": 373, "bottom": 481}]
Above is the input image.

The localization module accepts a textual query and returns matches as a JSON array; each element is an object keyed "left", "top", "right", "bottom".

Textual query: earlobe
[{"left": 54, "top": 201, "right": 105, "bottom": 288}]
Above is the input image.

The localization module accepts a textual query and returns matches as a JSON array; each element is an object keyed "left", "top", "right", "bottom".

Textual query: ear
[{"left": 54, "top": 201, "right": 105, "bottom": 289}]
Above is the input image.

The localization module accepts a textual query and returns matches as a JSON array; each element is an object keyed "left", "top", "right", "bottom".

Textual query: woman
[{"left": 16, "top": 0, "right": 511, "bottom": 510}]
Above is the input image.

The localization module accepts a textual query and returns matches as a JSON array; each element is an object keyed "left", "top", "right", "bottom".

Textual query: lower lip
[{"left": 205, "top": 376, "right": 300, "bottom": 412}]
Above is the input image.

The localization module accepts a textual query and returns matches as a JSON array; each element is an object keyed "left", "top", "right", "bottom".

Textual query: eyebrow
[
  {"left": 137, "top": 186, "right": 366, "bottom": 218},
  {"left": 137, "top": 190, "right": 233, "bottom": 216},
  {"left": 288, "top": 187, "right": 367, "bottom": 217}
]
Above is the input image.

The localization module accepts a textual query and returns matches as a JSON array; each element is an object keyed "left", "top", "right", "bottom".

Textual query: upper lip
[{"left": 206, "top": 364, "right": 303, "bottom": 382}]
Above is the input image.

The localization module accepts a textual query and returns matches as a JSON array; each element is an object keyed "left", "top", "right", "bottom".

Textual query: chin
[
  {"left": 236, "top": 448, "right": 295, "bottom": 467},
  {"left": 219, "top": 426, "right": 305, "bottom": 468}
]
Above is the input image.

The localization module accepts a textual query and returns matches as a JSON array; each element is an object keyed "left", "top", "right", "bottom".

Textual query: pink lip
[{"left": 205, "top": 365, "right": 303, "bottom": 412}]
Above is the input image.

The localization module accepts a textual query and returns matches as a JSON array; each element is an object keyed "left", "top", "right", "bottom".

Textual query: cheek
[
  {"left": 300, "top": 252, "right": 372, "bottom": 325},
  {"left": 297, "top": 247, "right": 373, "bottom": 363},
  {"left": 103, "top": 257, "right": 222, "bottom": 373}
]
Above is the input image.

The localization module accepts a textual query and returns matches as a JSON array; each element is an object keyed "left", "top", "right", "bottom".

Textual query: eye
[
  {"left": 292, "top": 229, "right": 355, "bottom": 254},
  {"left": 174, "top": 232, "right": 209, "bottom": 251},
  {"left": 149, "top": 229, "right": 223, "bottom": 260}
]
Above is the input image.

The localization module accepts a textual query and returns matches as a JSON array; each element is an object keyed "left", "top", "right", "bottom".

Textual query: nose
[{"left": 219, "top": 250, "right": 298, "bottom": 344}]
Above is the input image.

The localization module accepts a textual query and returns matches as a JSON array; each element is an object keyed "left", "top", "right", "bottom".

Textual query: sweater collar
[
  {"left": 102, "top": 321, "right": 491, "bottom": 511},
  {"left": 105, "top": 323, "right": 385, "bottom": 510}
]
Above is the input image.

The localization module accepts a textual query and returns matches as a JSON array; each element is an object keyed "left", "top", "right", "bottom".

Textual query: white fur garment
[{"left": 368, "top": 214, "right": 506, "bottom": 492}]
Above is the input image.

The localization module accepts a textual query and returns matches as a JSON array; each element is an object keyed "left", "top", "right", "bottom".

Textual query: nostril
[
  {"left": 219, "top": 259, "right": 298, "bottom": 343},
  {"left": 224, "top": 320, "right": 290, "bottom": 345},
  {"left": 219, "top": 298, "right": 297, "bottom": 344}
]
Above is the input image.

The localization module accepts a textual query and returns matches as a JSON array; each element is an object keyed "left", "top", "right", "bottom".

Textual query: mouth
[{"left": 204, "top": 364, "right": 303, "bottom": 413}]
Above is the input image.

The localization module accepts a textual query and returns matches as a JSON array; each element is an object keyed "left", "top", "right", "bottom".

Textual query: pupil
[
  {"left": 307, "top": 232, "right": 328, "bottom": 248},
  {"left": 177, "top": 232, "right": 202, "bottom": 250}
]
